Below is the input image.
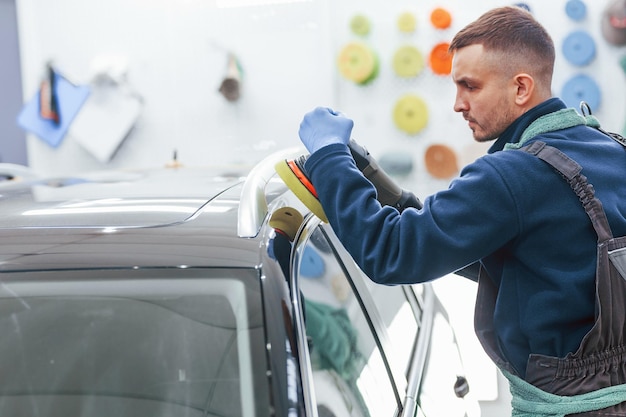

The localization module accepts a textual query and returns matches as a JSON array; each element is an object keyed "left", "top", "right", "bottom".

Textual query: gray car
[{"left": 0, "top": 150, "right": 479, "bottom": 417}]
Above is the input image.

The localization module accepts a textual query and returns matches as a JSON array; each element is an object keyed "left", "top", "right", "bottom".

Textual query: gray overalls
[{"left": 474, "top": 137, "right": 626, "bottom": 416}]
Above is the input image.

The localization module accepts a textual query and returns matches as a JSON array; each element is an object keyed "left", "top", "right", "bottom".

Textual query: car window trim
[
  {"left": 401, "top": 284, "right": 435, "bottom": 417},
  {"left": 289, "top": 214, "right": 321, "bottom": 417}
]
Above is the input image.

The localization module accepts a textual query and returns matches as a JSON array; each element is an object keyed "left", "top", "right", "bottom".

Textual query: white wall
[
  {"left": 16, "top": 0, "right": 336, "bottom": 174},
  {"left": 16, "top": 0, "right": 626, "bottom": 182},
  {"left": 330, "top": 0, "right": 626, "bottom": 196}
]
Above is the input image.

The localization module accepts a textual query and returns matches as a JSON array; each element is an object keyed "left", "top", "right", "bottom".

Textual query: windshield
[{"left": 0, "top": 268, "right": 269, "bottom": 417}]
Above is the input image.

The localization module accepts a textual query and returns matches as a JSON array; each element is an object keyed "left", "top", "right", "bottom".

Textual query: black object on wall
[{"left": 0, "top": 0, "right": 27, "bottom": 165}]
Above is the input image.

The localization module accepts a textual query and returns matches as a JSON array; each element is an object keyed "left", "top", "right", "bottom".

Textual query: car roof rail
[{"left": 238, "top": 146, "right": 304, "bottom": 238}]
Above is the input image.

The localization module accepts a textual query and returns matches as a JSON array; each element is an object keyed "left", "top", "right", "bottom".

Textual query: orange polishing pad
[
  {"left": 429, "top": 42, "right": 453, "bottom": 75},
  {"left": 424, "top": 144, "right": 459, "bottom": 179},
  {"left": 430, "top": 7, "right": 452, "bottom": 29}
]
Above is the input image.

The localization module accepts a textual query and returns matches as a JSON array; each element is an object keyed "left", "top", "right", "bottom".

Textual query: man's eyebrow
[{"left": 453, "top": 76, "right": 472, "bottom": 85}]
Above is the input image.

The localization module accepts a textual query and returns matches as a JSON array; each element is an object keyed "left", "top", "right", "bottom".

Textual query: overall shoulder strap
[
  {"left": 579, "top": 101, "right": 626, "bottom": 148},
  {"left": 520, "top": 141, "right": 613, "bottom": 242}
]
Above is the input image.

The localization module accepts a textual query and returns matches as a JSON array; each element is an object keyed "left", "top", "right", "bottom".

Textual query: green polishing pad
[{"left": 275, "top": 158, "right": 328, "bottom": 223}]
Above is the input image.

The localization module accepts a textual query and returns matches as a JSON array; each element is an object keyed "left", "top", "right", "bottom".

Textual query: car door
[
  {"left": 290, "top": 216, "right": 479, "bottom": 417},
  {"left": 290, "top": 217, "right": 416, "bottom": 417}
]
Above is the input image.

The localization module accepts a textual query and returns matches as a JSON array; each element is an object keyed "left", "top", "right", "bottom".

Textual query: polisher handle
[{"left": 348, "top": 139, "right": 422, "bottom": 211}]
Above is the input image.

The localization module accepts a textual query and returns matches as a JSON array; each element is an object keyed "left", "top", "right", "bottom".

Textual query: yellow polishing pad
[
  {"left": 393, "top": 94, "right": 429, "bottom": 134},
  {"left": 268, "top": 207, "right": 304, "bottom": 241},
  {"left": 350, "top": 14, "right": 371, "bottom": 36},
  {"left": 397, "top": 11, "right": 417, "bottom": 33},
  {"left": 337, "top": 42, "right": 379, "bottom": 85},
  {"left": 275, "top": 159, "right": 328, "bottom": 223},
  {"left": 392, "top": 45, "right": 424, "bottom": 78}
]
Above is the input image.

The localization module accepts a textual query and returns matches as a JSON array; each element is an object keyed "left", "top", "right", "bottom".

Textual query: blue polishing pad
[
  {"left": 562, "top": 30, "right": 596, "bottom": 66},
  {"left": 300, "top": 245, "right": 325, "bottom": 278},
  {"left": 561, "top": 74, "right": 601, "bottom": 113},
  {"left": 565, "top": 0, "right": 587, "bottom": 21}
]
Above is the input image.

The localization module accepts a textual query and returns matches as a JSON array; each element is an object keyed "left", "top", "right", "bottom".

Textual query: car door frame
[{"left": 289, "top": 214, "right": 432, "bottom": 417}]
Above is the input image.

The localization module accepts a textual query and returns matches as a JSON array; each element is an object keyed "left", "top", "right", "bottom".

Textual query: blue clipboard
[{"left": 17, "top": 72, "right": 90, "bottom": 148}]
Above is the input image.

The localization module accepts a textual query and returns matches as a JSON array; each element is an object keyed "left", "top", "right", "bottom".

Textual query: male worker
[{"left": 297, "top": 6, "right": 626, "bottom": 416}]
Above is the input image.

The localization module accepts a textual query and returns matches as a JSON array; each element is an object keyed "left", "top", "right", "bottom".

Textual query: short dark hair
[{"left": 449, "top": 6, "right": 555, "bottom": 86}]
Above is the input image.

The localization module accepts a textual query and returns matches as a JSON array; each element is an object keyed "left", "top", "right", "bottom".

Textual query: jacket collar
[{"left": 488, "top": 98, "right": 567, "bottom": 154}]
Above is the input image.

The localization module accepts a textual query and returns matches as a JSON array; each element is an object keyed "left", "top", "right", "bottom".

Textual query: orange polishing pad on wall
[
  {"left": 430, "top": 7, "right": 452, "bottom": 29},
  {"left": 429, "top": 42, "right": 453, "bottom": 75},
  {"left": 424, "top": 144, "right": 459, "bottom": 179}
]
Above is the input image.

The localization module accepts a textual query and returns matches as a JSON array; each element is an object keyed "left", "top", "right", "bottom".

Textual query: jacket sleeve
[{"left": 304, "top": 143, "right": 520, "bottom": 284}]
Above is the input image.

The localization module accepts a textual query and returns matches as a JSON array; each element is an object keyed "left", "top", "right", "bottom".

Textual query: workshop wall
[
  {"left": 16, "top": 0, "right": 626, "bottom": 194},
  {"left": 16, "top": 0, "right": 336, "bottom": 173},
  {"left": 330, "top": 0, "right": 626, "bottom": 195}
]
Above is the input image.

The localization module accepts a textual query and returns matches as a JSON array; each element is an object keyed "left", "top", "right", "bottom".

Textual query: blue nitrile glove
[{"left": 298, "top": 107, "right": 354, "bottom": 154}]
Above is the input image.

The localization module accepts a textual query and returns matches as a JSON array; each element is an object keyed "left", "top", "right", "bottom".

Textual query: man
[{"left": 297, "top": 6, "right": 626, "bottom": 416}]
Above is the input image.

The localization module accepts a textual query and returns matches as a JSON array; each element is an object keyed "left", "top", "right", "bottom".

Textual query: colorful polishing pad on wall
[
  {"left": 392, "top": 45, "right": 424, "bottom": 77},
  {"left": 601, "top": 0, "right": 626, "bottom": 46},
  {"left": 561, "top": 73, "right": 601, "bottom": 112},
  {"left": 393, "top": 94, "right": 428, "bottom": 134},
  {"left": 337, "top": 42, "right": 379, "bottom": 85},
  {"left": 430, "top": 7, "right": 452, "bottom": 29},
  {"left": 565, "top": 0, "right": 587, "bottom": 21},
  {"left": 424, "top": 144, "right": 459, "bottom": 179},
  {"left": 379, "top": 152, "right": 414, "bottom": 176},
  {"left": 397, "top": 11, "right": 417, "bottom": 33},
  {"left": 350, "top": 14, "right": 371, "bottom": 36},
  {"left": 429, "top": 42, "right": 453, "bottom": 75},
  {"left": 562, "top": 30, "right": 596, "bottom": 66}
]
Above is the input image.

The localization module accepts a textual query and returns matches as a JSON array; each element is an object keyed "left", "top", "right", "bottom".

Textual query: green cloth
[
  {"left": 502, "top": 369, "right": 626, "bottom": 416},
  {"left": 504, "top": 108, "right": 600, "bottom": 151},
  {"left": 304, "top": 298, "right": 363, "bottom": 379}
]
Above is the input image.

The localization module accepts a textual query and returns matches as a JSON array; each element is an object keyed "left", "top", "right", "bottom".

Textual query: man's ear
[{"left": 514, "top": 73, "right": 534, "bottom": 105}]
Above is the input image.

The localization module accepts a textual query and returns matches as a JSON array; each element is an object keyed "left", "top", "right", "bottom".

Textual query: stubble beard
[{"left": 471, "top": 102, "right": 516, "bottom": 143}]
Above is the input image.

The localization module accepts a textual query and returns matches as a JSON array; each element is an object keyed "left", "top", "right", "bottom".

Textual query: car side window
[
  {"left": 356, "top": 272, "right": 421, "bottom": 376},
  {"left": 417, "top": 307, "right": 470, "bottom": 417},
  {"left": 296, "top": 226, "right": 399, "bottom": 417}
]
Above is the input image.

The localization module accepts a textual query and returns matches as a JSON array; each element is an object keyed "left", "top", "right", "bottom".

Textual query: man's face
[{"left": 451, "top": 44, "right": 519, "bottom": 142}]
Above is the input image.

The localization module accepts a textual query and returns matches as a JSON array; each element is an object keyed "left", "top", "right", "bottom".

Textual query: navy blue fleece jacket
[{"left": 304, "top": 98, "right": 626, "bottom": 378}]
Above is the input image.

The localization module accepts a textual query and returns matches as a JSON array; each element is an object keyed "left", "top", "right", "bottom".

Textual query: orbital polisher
[{"left": 275, "top": 139, "right": 422, "bottom": 222}]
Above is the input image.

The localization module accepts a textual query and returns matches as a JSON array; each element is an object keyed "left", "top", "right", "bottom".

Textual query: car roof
[
  {"left": 0, "top": 167, "right": 246, "bottom": 228},
  {"left": 0, "top": 151, "right": 307, "bottom": 272}
]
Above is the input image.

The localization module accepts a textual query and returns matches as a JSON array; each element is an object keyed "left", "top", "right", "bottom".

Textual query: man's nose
[{"left": 453, "top": 93, "right": 467, "bottom": 113}]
